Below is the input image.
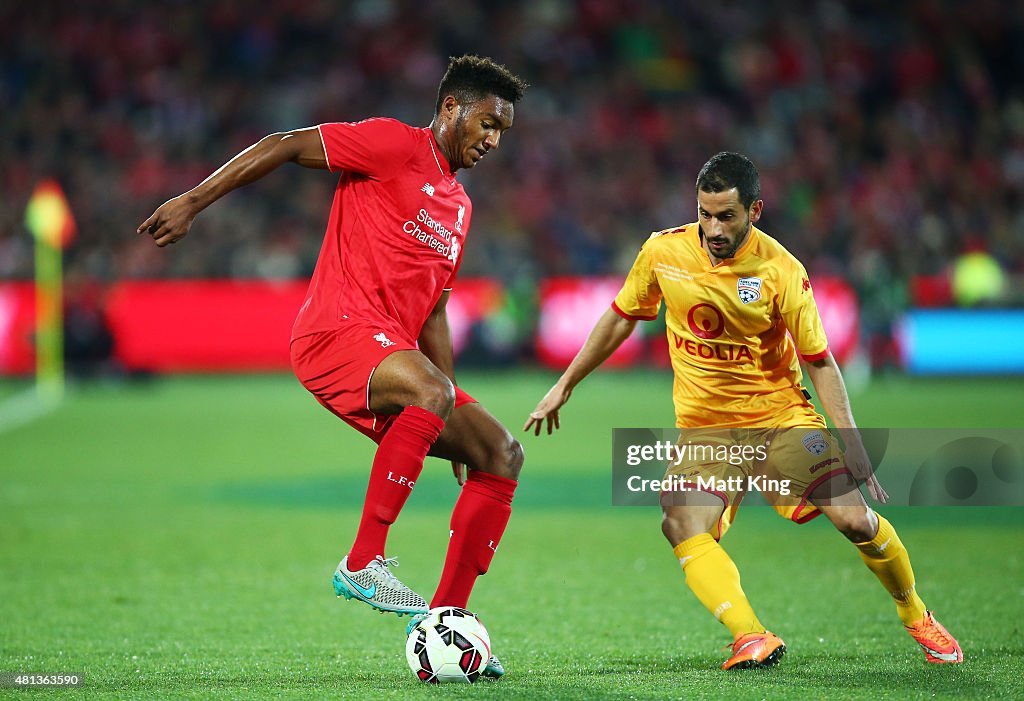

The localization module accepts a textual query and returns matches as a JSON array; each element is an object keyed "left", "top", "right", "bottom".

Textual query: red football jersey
[{"left": 291, "top": 118, "right": 471, "bottom": 342}]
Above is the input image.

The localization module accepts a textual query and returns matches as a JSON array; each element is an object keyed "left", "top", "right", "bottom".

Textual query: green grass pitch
[{"left": 1, "top": 370, "right": 1022, "bottom": 699}]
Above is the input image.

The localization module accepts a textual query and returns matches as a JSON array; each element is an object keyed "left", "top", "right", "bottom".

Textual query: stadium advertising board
[
  {"left": 898, "top": 309, "right": 1024, "bottom": 374},
  {"left": 0, "top": 279, "right": 501, "bottom": 373},
  {"left": 7, "top": 278, "right": 1022, "bottom": 375},
  {"left": 534, "top": 277, "right": 647, "bottom": 368}
]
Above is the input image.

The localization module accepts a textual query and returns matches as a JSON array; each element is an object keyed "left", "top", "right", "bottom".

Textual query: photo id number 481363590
[{"left": 0, "top": 673, "right": 84, "bottom": 688}]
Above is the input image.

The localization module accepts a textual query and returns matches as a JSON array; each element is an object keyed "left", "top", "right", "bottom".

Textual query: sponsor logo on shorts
[
  {"left": 737, "top": 276, "right": 762, "bottom": 304},
  {"left": 802, "top": 430, "right": 828, "bottom": 456},
  {"left": 373, "top": 332, "right": 396, "bottom": 348},
  {"left": 810, "top": 456, "right": 841, "bottom": 473}
]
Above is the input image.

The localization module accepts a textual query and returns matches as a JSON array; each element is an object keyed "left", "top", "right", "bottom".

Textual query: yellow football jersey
[{"left": 613, "top": 223, "right": 829, "bottom": 428}]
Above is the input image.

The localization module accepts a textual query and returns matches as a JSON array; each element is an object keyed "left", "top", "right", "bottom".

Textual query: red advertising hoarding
[
  {"left": 0, "top": 278, "right": 503, "bottom": 373},
  {"left": 811, "top": 276, "right": 859, "bottom": 364},
  {"left": 0, "top": 276, "right": 858, "bottom": 374},
  {"left": 0, "top": 283, "right": 35, "bottom": 374},
  {"left": 534, "top": 277, "right": 647, "bottom": 368}
]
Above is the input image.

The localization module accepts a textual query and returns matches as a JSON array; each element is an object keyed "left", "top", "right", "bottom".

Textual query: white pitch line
[{"left": 0, "top": 388, "right": 60, "bottom": 434}]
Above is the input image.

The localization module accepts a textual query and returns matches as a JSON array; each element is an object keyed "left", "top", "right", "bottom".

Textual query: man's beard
[{"left": 704, "top": 215, "right": 750, "bottom": 259}]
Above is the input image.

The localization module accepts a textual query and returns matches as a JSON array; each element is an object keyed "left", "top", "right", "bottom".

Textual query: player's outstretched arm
[
  {"left": 805, "top": 354, "right": 889, "bottom": 504},
  {"left": 525, "top": 308, "right": 636, "bottom": 436},
  {"left": 137, "top": 127, "right": 328, "bottom": 247}
]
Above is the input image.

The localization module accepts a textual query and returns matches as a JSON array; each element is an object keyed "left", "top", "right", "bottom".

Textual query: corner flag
[{"left": 25, "top": 180, "right": 76, "bottom": 401}]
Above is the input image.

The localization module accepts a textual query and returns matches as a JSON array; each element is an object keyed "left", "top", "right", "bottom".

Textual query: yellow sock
[
  {"left": 673, "top": 533, "right": 764, "bottom": 640},
  {"left": 854, "top": 513, "right": 927, "bottom": 626}
]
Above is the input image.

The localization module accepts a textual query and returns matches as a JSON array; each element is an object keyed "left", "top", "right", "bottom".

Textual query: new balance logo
[
  {"left": 421, "top": 183, "right": 435, "bottom": 196},
  {"left": 713, "top": 601, "right": 733, "bottom": 620},
  {"left": 373, "top": 332, "right": 396, "bottom": 348}
]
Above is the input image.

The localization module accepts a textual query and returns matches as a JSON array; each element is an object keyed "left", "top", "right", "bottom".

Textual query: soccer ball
[{"left": 405, "top": 606, "right": 491, "bottom": 683}]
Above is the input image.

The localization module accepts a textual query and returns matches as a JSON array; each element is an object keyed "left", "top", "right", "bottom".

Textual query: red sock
[
  {"left": 347, "top": 406, "right": 445, "bottom": 570},
  {"left": 431, "top": 471, "right": 517, "bottom": 608}
]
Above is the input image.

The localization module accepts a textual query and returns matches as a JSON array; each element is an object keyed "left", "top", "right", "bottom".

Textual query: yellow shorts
[{"left": 661, "top": 427, "right": 853, "bottom": 540}]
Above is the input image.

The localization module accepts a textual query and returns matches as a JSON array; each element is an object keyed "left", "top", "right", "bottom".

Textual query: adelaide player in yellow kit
[{"left": 526, "top": 152, "right": 962, "bottom": 670}]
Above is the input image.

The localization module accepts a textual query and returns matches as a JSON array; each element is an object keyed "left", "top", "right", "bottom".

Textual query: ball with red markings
[{"left": 405, "top": 606, "right": 491, "bottom": 684}]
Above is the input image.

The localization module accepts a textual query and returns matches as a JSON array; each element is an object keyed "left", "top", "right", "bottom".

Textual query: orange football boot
[
  {"left": 721, "top": 631, "right": 786, "bottom": 670},
  {"left": 905, "top": 611, "right": 963, "bottom": 663}
]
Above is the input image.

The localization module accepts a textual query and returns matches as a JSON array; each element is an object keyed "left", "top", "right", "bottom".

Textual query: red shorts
[{"left": 290, "top": 318, "right": 476, "bottom": 443}]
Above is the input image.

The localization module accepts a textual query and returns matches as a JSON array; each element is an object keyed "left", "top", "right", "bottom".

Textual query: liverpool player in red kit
[{"left": 138, "top": 56, "right": 527, "bottom": 677}]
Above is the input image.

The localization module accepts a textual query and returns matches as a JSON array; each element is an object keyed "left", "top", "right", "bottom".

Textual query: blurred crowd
[{"left": 2, "top": 1, "right": 1023, "bottom": 335}]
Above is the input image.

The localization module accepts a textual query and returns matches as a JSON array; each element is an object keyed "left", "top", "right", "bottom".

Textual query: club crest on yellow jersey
[{"left": 737, "top": 277, "right": 762, "bottom": 304}]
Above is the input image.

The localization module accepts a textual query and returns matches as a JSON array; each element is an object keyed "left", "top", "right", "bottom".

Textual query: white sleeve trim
[{"left": 316, "top": 124, "right": 332, "bottom": 171}]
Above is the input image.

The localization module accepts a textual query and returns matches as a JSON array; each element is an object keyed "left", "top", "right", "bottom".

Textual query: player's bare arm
[
  {"left": 418, "top": 291, "right": 466, "bottom": 484},
  {"left": 137, "top": 127, "right": 327, "bottom": 247},
  {"left": 805, "top": 354, "right": 889, "bottom": 504},
  {"left": 525, "top": 307, "right": 636, "bottom": 436},
  {"left": 418, "top": 290, "right": 456, "bottom": 384}
]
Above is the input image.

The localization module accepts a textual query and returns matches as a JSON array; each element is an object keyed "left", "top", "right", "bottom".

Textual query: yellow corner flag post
[{"left": 24, "top": 180, "right": 76, "bottom": 402}]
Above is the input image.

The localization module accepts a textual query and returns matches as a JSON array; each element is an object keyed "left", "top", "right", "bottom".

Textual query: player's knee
[
  {"left": 661, "top": 509, "right": 713, "bottom": 543},
  {"left": 479, "top": 434, "right": 523, "bottom": 481},
  {"left": 831, "top": 510, "right": 876, "bottom": 542},
  {"left": 411, "top": 378, "right": 456, "bottom": 419},
  {"left": 660, "top": 513, "right": 678, "bottom": 542},
  {"left": 496, "top": 435, "right": 524, "bottom": 480},
  {"left": 505, "top": 437, "right": 524, "bottom": 480}
]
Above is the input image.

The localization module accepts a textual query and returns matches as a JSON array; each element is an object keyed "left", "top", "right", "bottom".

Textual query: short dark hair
[
  {"left": 696, "top": 152, "right": 761, "bottom": 209},
  {"left": 434, "top": 55, "right": 528, "bottom": 115}
]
